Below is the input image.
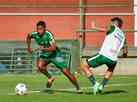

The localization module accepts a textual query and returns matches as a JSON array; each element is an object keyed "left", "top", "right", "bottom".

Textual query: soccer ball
[{"left": 15, "top": 83, "right": 28, "bottom": 95}]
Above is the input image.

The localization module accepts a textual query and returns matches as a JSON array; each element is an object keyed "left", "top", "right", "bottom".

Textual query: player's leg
[
  {"left": 101, "top": 68, "right": 114, "bottom": 87},
  {"left": 51, "top": 52, "right": 81, "bottom": 92},
  {"left": 81, "top": 60, "right": 96, "bottom": 86},
  {"left": 98, "top": 61, "right": 117, "bottom": 93},
  {"left": 61, "top": 68, "right": 81, "bottom": 91},
  {"left": 36, "top": 58, "right": 55, "bottom": 88},
  {"left": 81, "top": 54, "right": 104, "bottom": 86},
  {"left": 81, "top": 54, "right": 106, "bottom": 95}
]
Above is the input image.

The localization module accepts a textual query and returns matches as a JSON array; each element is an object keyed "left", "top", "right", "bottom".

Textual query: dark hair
[
  {"left": 111, "top": 17, "right": 123, "bottom": 28},
  {"left": 36, "top": 21, "right": 46, "bottom": 28}
]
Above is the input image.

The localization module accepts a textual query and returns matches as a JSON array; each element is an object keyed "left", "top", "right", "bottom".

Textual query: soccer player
[
  {"left": 81, "top": 17, "right": 125, "bottom": 95},
  {"left": 26, "top": 21, "right": 81, "bottom": 92}
]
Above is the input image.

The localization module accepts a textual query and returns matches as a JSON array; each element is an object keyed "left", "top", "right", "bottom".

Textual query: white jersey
[{"left": 99, "top": 25, "right": 125, "bottom": 61}]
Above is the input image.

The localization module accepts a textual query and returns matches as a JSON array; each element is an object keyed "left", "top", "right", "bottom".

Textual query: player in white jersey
[{"left": 80, "top": 17, "right": 125, "bottom": 95}]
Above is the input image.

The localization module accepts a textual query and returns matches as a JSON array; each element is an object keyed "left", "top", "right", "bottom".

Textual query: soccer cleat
[
  {"left": 93, "top": 82, "right": 100, "bottom": 95},
  {"left": 46, "top": 77, "right": 55, "bottom": 88},
  {"left": 76, "top": 89, "right": 83, "bottom": 94},
  {"left": 45, "top": 77, "right": 55, "bottom": 94},
  {"left": 98, "top": 84, "right": 103, "bottom": 93}
]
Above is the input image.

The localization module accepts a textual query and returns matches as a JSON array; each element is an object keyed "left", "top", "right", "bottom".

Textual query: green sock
[
  {"left": 100, "top": 78, "right": 108, "bottom": 88},
  {"left": 88, "top": 75, "right": 96, "bottom": 86},
  {"left": 43, "top": 71, "right": 52, "bottom": 78}
]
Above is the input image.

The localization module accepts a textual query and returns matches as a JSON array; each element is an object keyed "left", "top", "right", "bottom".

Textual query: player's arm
[
  {"left": 39, "top": 33, "right": 57, "bottom": 52},
  {"left": 91, "top": 21, "right": 107, "bottom": 32},
  {"left": 40, "top": 41, "right": 56, "bottom": 52},
  {"left": 26, "top": 33, "right": 33, "bottom": 54}
]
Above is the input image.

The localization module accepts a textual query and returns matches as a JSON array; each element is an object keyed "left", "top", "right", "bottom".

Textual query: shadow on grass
[
  {"left": 42, "top": 89, "right": 83, "bottom": 94},
  {"left": 41, "top": 88, "right": 127, "bottom": 95},
  {"left": 77, "top": 90, "right": 128, "bottom": 95},
  {"left": 102, "top": 90, "right": 128, "bottom": 95}
]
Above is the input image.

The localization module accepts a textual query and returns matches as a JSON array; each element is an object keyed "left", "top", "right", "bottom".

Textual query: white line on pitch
[
  {"left": 7, "top": 82, "right": 137, "bottom": 95},
  {"left": 62, "top": 82, "right": 137, "bottom": 90},
  {"left": 27, "top": 82, "right": 137, "bottom": 93}
]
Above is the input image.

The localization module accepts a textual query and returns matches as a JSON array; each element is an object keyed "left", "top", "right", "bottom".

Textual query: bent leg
[
  {"left": 99, "top": 61, "right": 117, "bottom": 92},
  {"left": 81, "top": 58, "right": 97, "bottom": 86},
  {"left": 100, "top": 68, "right": 115, "bottom": 88},
  {"left": 62, "top": 68, "right": 80, "bottom": 91},
  {"left": 36, "top": 59, "right": 55, "bottom": 88}
]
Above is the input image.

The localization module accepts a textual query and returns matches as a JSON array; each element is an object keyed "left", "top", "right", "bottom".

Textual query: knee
[
  {"left": 104, "top": 69, "right": 114, "bottom": 79},
  {"left": 80, "top": 60, "right": 90, "bottom": 72},
  {"left": 108, "top": 68, "right": 115, "bottom": 72},
  {"left": 37, "top": 64, "right": 45, "bottom": 73},
  {"left": 62, "top": 68, "right": 69, "bottom": 75},
  {"left": 81, "top": 60, "right": 89, "bottom": 68},
  {"left": 80, "top": 60, "right": 93, "bottom": 77}
]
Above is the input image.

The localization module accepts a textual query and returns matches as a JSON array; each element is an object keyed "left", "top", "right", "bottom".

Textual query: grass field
[{"left": 0, "top": 74, "right": 136, "bottom": 102}]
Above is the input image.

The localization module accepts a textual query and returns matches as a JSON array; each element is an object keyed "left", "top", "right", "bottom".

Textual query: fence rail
[
  {"left": 0, "top": 3, "right": 129, "bottom": 8},
  {"left": 0, "top": 47, "right": 34, "bottom": 73},
  {"left": 0, "top": 47, "right": 72, "bottom": 74},
  {"left": 76, "top": 29, "right": 137, "bottom": 33},
  {"left": 0, "top": 13, "right": 134, "bottom": 16}
]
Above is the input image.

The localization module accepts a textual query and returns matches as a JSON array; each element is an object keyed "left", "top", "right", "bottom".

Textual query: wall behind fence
[
  {"left": 0, "top": 0, "right": 134, "bottom": 47},
  {"left": 0, "top": 16, "right": 79, "bottom": 40},
  {"left": 85, "top": 15, "right": 134, "bottom": 47}
]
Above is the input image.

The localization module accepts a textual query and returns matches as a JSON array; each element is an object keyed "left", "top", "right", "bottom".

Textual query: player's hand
[
  {"left": 27, "top": 48, "right": 33, "bottom": 54},
  {"left": 39, "top": 45, "right": 45, "bottom": 51}
]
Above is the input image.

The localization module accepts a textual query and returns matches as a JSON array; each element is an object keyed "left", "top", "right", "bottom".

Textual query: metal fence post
[
  {"left": 10, "top": 47, "right": 14, "bottom": 72},
  {"left": 79, "top": 0, "right": 86, "bottom": 55}
]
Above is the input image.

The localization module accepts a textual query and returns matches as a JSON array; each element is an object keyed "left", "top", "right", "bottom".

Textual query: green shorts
[
  {"left": 39, "top": 51, "right": 67, "bottom": 70},
  {"left": 87, "top": 54, "right": 117, "bottom": 69}
]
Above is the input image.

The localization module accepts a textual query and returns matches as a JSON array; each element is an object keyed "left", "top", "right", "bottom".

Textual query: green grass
[{"left": 0, "top": 74, "right": 136, "bottom": 102}]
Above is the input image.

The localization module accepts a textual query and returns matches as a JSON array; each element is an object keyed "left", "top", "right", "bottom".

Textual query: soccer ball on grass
[{"left": 15, "top": 83, "right": 28, "bottom": 95}]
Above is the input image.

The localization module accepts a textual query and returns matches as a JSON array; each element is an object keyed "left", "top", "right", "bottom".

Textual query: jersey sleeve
[
  {"left": 119, "top": 35, "right": 125, "bottom": 50},
  {"left": 30, "top": 31, "right": 37, "bottom": 38},
  {"left": 106, "top": 26, "right": 115, "bottom": 35},
  {"left": 113, "top": 32, "right": 125, "bottom": 52},
  {"left": 47, "top": 31, "right": 55, "bottom": 44}
]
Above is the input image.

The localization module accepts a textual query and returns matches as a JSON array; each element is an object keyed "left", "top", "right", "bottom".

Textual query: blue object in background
[{"left": 0, "top": 64, "right": 8, "bottom": 73}]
